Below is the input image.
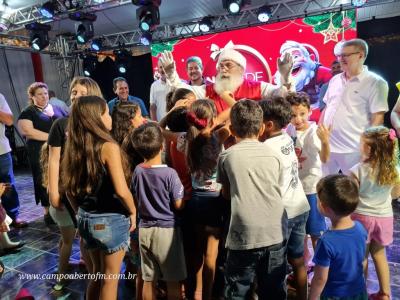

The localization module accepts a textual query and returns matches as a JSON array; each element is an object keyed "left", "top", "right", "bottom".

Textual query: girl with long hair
[
  {"left": 61, "top": 96, "right": 136, "bottom": 300},
  {"left": 111, "top": 103, "right": 144, "bottom": 145},
  {"left": 47, "top": 76, "right": 103, "bottom": 290},
  {"left": 111, "top": 102, "right": 145, "bottom": 300},
  {"left": 349, "top": 126, "right": 400, "bottom": 300}
]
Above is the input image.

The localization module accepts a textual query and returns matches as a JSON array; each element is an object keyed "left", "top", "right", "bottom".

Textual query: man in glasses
[
  {"left": 320, "top": 38, "right": 388, "bottom": 175},
  {"left": 160, "top": 48, "right": 294, "bottom": 113}
]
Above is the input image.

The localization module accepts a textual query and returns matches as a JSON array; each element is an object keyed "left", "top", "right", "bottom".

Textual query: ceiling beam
[{"left": 1, "top": 0, "right": 400, "bottom": 56}]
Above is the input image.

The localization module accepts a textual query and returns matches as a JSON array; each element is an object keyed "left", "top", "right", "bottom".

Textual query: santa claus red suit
[{"left": 160, "top": 48, "right": 294, "bottom": 113}]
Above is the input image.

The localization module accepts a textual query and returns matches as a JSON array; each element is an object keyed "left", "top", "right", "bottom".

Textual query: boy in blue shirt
[
  {"left": 130, "top": 123, "right": 186, "bottom": 300},
  {"left": 310, "top": 174, "right": 368, "bottom": 300}
]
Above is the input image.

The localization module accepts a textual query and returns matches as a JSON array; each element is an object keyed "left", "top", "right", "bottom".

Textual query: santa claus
[
  {"left": 274, "top": 40, "right": 332, "bottom": 107},
  {"left": 160, "top": 48, "right": 294, "bottom": 113}
]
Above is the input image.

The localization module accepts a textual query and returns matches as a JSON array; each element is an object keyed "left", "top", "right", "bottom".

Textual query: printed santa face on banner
[{"left": 202, "top": 42, "right": 273, "bottom": 84}]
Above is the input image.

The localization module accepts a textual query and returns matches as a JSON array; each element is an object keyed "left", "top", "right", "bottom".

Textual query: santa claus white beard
[{"left": 214, "top": 73, "right": 243, "bottom": 95}]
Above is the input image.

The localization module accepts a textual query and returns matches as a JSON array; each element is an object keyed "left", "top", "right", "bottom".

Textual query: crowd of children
[{"left": 30, "top": 73, "right": 399, "bottom": 300}]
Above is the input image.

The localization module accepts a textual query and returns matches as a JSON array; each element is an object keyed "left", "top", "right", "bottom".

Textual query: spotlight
[
  {"left": 351, "top": 0, "right": 367, "bottom": 7},
  {"left": 25, "top": 22, "right": 51, "bottom": 51},
  {"left": 69, "top": 12, "right": 97, "bottom": 44},
  {"left": 199, "top": 16, "right": 212, "bottom": 32},
  {"left": 39, "top": 1, "right": 57, "bottom": 19},
  {"left": 140, "top": 32, "right": 152, "bottom": 46},
  {"left": 257, "top": 5, "right": 272, "bottom": 22},
  {"left": 76, "top": 20, "right": 95, "bottom": 43},
  {"left": 114, "top": 48, "right": 131, "bottom": 74},
  {"left": 222, "top": 0, "right": 249, "bottom": 14},
  {"left": 63, "top": 0, "right": 83, "bottom": 10},
  {"left": 90, "top": 38, "right": 103, "bottom": 51},
  {"left": 80, "top": 53, "right": 97, "bottom": 77},
  {"left": 136, "top": 4, "right": 160, "bottom": 32}
]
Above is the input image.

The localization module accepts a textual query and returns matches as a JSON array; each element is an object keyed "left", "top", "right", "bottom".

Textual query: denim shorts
[
  {"left": 320, "top": 290, "right": 368, "bottom": 300},
  {"left": 77, "top": 208, "right": 131, "bottom": 254},
  {"left": 306, "top": 193, "right": 327, "bottom": 237},
  {"left": 286, "top": 211, "right": 309, "bottom": 259},
  {"left": 186, "top": 190, "right": 228, "bottom": 228}
]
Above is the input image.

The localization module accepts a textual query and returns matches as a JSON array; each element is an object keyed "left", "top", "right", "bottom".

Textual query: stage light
[
  {"left": 136, "top": 4, "right": 160, "bottom": 32},
  {"left": 199, "top": 16, "right": 212, "bottom": 32},
  {"left": 81, "top": 54, "right": 97, "bottom": 77},
  {"left": 140, "top": 32, "right": 152, "bottom": 45},
  {"left": 39, "top": 1, "right": 57, "bottom": 19},
  {"left": 351, "top": 0, "right": 367, "bottom": 7},
  {"left": 25, "top": 22, "right": 51, "bottom": 51},
  {"left": 223, "top": 0, "right": 244, "bottom": 14},
  {"left": 69, "top": 12, "right": 97, "bottom": 44},
  {"left": 257, "top": 5, "right": 272, "bottom": 22},
  {"left": 114, "top": 48, "right": 131, "bottom": 74},
  {"left": 76, "top": 20, "right": 95, "bottom": 43},
  {"left": 90, "top": 38, "right": 103, "bottom": 51},
  {"left": 63, "top": 0, "right": 82, "bottom": 10}
]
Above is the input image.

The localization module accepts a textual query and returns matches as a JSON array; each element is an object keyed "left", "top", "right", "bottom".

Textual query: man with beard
[
  {"left": 186, "top": 56, "right": 206, "bottom": 86},
  {"left": 160, "top": 48, "right": 294, "bottom": 113},
  {"left": 275, "top": 41, "right": 332, "bottom": 110}
]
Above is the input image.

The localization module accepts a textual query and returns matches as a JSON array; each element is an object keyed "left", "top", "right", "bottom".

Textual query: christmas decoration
[
  {"left": 303, "top": 10, "right": 356, "bottom": 33},
  {"left": 341, "top": 17, "right": 352, "bottom": 28},
  {"left": 151, "top": 40, "right": 179, "bottom": 57},
  {"left": 320, "top": 20, "right": 341, "bottom": 44}
]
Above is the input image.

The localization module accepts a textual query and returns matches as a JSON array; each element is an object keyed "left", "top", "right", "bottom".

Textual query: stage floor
[{"left": 0, "top": 170, "right": 399, "bottom": 299}]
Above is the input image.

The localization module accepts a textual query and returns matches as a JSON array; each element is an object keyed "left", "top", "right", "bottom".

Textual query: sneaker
[
  {"left": 44, "top": 213, "right": 55, "bottom": 226},
  {"left": 53, "top": 280, "right": 65, "bottom": 291}
]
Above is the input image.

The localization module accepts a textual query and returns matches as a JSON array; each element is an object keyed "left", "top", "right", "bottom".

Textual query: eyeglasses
[
  {"left": 217, "top": 61, "right": 239, "bottom": 70},
  {"left": 336, "top": 52, "right": 360, "bottom": 59}
]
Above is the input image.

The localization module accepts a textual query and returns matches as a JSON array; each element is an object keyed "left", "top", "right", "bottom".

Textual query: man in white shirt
[
  {"left": 150, "top": 58, "right": 171, "bottom": 121},
  {"left": 321, "top": 38, "right": 389, "bottom": 175},
  {"left": 0, "top": 93, "right": 27, "bottom": 228}
]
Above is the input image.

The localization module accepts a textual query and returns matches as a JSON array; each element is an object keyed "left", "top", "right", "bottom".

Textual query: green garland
[
  {"left": 303, "top": 10, "right": 356, "bottom": 33},
  {"left": 151, "top": 40, "right": 179, "bottom": 57}
]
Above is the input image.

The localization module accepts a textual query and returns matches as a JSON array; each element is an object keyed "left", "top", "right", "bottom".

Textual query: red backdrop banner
[{"left": 151, "top": 11, "right": 357, "bottom": 100}]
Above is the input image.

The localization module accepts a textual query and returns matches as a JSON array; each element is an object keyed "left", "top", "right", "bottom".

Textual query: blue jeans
[
  {"left": 286, "top": 211, "right": 309, "bottom": 259},
  {"left": 224, "top": 242, "right": 287, "bottom": 300},
  {"left": 0, "top": 152, "right": 19, "bottom": 219}
]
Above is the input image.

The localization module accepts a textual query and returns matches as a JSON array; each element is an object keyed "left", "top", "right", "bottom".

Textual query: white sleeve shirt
[
  {"left": 322, "top": 66, "right": 389, "bottom": 153},
  {"left": 149, "top": 80, "right": 172, "bottom": 121},
  {"left": 0, "top": 93, "right": 12, "bottom": 155}
]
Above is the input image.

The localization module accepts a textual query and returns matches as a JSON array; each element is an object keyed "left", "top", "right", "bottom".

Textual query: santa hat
[{"left": 217, "top": 48, "right": 246, "bottom": 70}]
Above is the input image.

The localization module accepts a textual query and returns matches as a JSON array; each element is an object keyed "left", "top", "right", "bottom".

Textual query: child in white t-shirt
[
  {"left": 260, "top": 97, "right": 310, "bottom": 300},
  {"left": 286, "top": 92, "right": 331, "bottom": 250}
]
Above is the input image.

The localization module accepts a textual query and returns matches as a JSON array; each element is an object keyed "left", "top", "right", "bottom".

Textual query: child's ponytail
[{"left": 186, "top": 99, "right": 221, "bottom": 179}]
